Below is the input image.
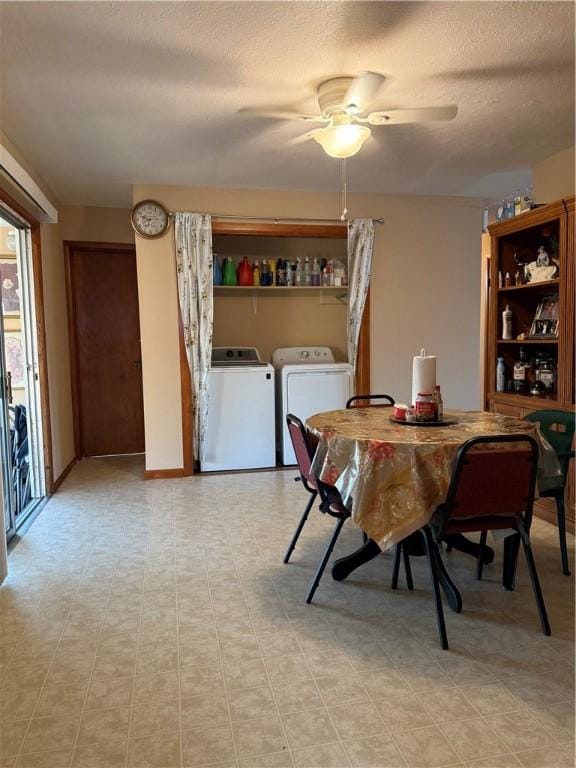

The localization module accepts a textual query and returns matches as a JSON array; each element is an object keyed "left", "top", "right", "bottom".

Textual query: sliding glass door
[{"left": 0, "top": 211, "right": 45, "bottom": 540}]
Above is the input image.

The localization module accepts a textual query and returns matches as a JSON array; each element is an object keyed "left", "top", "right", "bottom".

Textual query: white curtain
[
  {"left": 174, "top": 213, "right": 213, "bottom": 463},
  {"left": 347, "top": 218, "right": 374, "bottom": 373}
]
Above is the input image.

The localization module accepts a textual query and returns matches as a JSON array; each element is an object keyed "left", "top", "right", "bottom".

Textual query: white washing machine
[
  {"left": 272, "top": 347, "right": 354, "bottom": 465},
  {"left": 202, "top": 347, "right": 276, "bottom": 472}
]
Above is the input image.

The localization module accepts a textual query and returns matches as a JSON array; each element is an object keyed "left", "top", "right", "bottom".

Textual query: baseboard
[
  {"left": 52, "top": 457, "right": 77, "bottom": 492},
  {"left": 144, "top": 467, "right": 193, "bottom": 480},
  {"left": 534, "top": 498, "right": 575, "bottom": 535}
]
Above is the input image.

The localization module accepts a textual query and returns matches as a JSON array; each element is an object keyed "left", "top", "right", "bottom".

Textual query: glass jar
[
  {"left": 535, "top": 355, "right": 556, "bottom": 394},
  {"left": 415, "top": 392, "right": 435, "bottom": 422}
]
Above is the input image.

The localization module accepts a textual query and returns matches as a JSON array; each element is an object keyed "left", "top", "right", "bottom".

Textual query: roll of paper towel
[{"left": 412, "top": 349, "right": 436, "bottom": 406}]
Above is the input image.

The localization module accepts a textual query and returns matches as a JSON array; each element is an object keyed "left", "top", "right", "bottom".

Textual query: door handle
[{"left": 5, "top": 371, "right": 12, "bottom": 404}]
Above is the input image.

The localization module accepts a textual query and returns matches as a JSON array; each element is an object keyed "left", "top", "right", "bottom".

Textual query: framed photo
[
  {"left": 0, "top": 259, "right": 20, "bottom": 315},
  {"left": 529, "top": 294, "right": 559, "bottom": 338}
]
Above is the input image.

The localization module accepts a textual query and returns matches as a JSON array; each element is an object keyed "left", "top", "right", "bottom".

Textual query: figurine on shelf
[{"left": 536, "top": 246, "right": 550, "bottom": 267}]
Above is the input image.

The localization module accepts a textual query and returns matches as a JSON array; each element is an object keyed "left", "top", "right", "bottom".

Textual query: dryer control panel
[{"left": 271, "top": 346, "right": 335, "bottom": 367}]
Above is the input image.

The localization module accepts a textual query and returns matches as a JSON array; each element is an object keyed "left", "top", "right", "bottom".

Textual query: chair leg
[
  {"left": 555, "top": 495, "right": 571, "bottom": 576},
  {"left": 391, "top": 544, "right": 402, "bottom": 590},
  {"left": 502, "top": 533, "right": 521, "bottom": 591},
  {"left": 421, "top": 527, "right": 449, "bottom": 650},
  {"left": 283, "top": 492, "right": 317, "bottom": 564},
  {"left": 402, "top": 545, "right": 414, "bottom": 591},
  {"left": 476, "top": 531, "right": 488, "bottom": 580},
  {"left": 519, "top": 527, "right": 551, "bottom": 636},
  {"left": 306, "top": 516, "right": 347, "bottom": 604}
]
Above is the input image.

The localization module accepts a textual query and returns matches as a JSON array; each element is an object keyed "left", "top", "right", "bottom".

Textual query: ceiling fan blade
[
  {"left": 367, "top": 106, "right": 458, "bottom": 125},
  {"left": 343, "top": 72, "right": 386, "bottom": 113},
  {"left": 287, "top": 130, "right": 322, "bottom": 146},
  {"left": 239, "top": 107, "right": 326, "bottom": 122}
]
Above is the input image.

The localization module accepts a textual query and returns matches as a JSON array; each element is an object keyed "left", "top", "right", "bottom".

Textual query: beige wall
[
  {"left": 533, "top": 146, "right": 575, "bottom": 203},
  {"left": 134, "top": 184, "right": 483, "bottom": 471},
  {"left": 60, "top": 206, "right": 134, "bottom": 244}
]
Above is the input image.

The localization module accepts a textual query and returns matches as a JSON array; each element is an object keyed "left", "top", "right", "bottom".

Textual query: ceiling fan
[{"left": 246, "top": 72, "right": 458, "bottom": 158}]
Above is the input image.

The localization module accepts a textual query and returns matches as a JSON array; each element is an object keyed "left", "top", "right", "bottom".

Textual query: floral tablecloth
[{"left": 306, "top": 409, "right": 561, "bottom": 551}]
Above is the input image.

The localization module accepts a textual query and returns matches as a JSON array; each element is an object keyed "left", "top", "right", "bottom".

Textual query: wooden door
[{"left": 67, "top": 243, "right": 145, "bottom": 456}]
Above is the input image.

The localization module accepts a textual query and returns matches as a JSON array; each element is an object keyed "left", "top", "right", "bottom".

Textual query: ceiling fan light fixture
[{"left": 312, "top": 120, "right": 371, "bottom": 158}]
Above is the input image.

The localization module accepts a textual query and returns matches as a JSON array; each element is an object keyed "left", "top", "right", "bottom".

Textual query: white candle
[{"left": 412, "top": 348, "right": 436, "bottom": 406}]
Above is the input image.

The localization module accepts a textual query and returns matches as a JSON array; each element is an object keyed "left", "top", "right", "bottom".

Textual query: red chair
[
  {"left": 284, "top": 414, "right": 351, "bottom": 603},
  {"left": 406, "top": 434, "right": 550, "bottom": 649}
]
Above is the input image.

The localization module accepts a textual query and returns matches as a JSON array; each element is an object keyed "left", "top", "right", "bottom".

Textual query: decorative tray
[{"left": 389, "top": 417, "right": 459, "bottom": 427}]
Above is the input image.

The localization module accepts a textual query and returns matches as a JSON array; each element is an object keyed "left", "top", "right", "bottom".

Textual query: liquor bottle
[
  {"left": 252, "top": 260, "right": 260, "bottom": 286},
  {"left": 513, "top": 346, "right": 531, "bottom": 393}
]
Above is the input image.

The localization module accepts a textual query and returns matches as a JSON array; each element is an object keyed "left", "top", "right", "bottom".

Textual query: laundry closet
[{"left": 202, "top": 222, "right": 355, "bottom": 472}]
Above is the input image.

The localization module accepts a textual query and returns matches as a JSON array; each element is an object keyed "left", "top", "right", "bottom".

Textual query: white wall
[
  {"left": 533, "top": 146, "right": 575, "bottom": 203},
  {"left": 134, "top": 184, "right": 483, "bottom": 471}
]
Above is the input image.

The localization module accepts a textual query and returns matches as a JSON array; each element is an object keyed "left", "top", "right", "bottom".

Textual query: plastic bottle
[
  {"left": 269, "top": 259, "right": 276, "bottom": 287},
  {"left": 496, "top": 358, "right": 506, "bottom": 392},
  {"left": 327, "top": 260, "right": 334, "bottom": 286},
  {"left": 311, "top": 257, "right": 321, "bottom": 287},
  {"left": 433, "top": 385, "right": 443, "bottom": 421},
  {"left": 253, "top": 260, "right": 260, "bottom": 286},
  {"left": 498, "top": 271, "right": 503, "bottom": 289},
  {"left": 261, "top": 259, "right": 269, "bottom": 286},
  {"left": 294, "top": 258, "right": 302, "bottom": 286},
  {"left": 304, "top": 257, "right": 311, "bottom": 286},
  {"left": 502, "top": 304, "right": 513, "bottom": 340},
  {"left": 285, "top": 260, "right": 293, "bottom": 286},
  {"left": 276, "top": 258, "right": 284, "bottom": 286}
]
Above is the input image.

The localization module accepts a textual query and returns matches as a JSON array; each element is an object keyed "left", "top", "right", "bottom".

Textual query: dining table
[{"left": 306, "top": 408, "right": 562, "bottom": 609}]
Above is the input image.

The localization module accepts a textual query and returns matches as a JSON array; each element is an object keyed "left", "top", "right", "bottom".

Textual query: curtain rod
[{"left": 169, "top": 212, "right": 384, "bottom": 225}]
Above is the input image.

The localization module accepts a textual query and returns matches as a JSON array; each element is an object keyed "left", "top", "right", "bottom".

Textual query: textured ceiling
[{"left": 1, "top": 1, "right": 574, "bottom": 206}]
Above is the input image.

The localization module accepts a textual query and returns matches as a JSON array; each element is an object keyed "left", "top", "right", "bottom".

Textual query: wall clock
[{"left": 131, "top": 200, "right": 170, "bottom": 239}]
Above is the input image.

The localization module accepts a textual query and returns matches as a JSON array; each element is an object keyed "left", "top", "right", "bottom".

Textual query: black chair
[
  {"left": 284, "top": 414, "right": 351, "bottom": 604},
  {"left": 346, "top": 394, "right": 395, "bottom": 409},
  {"left": 402, "top": 435, "right": 549, "bottom": 650}
]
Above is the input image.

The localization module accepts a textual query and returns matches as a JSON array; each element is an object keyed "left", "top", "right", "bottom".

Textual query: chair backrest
[
  {"left": 442, "top": 434, "right": 539, "bottom": 526},
  {"left": 524, "top": 409, "right": 575, "bottom": 482},
  {"left": 286, "top": 413, "right": 317, "bottom": 491},
  {"left": 346, "top": 394, "right": 395, "bottom": 408}
]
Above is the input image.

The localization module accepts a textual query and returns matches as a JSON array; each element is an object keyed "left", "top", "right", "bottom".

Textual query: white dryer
[
  {"left": 272, "top": 347, "right": 353, "bottom": 465},
  {"left": 202, "top": 347, "right": 276, "bottom": 472}
]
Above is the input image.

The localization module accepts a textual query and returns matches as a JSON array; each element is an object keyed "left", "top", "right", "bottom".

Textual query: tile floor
[{"left": 0, "top": 456, "right": 574, "bottom": 768}]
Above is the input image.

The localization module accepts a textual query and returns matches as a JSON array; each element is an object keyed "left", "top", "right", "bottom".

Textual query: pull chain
[{"left": 340, "top": 159, "right": 348, "bottom": 221}]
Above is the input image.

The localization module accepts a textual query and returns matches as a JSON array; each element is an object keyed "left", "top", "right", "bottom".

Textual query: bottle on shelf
[
  {"left": 252, "top": 259, "right": 260, "bottom": 286},
  {"left": 502, "top": 304, "right": 513, "bottom": 339},
  {"left": 311, "top": 257, "right": 321, "bottom": 287},
  {"left": 321, "top": 267, "right": 329, "bottom": 286},
  {"left": 504, "top": 272, "right": 512, "bottom": 287},
  {"left": 261, "top": 259, "right": 270, "bottom": 286},
  {"left": 237, "top": 256, "right": 252, "bottom": 287},
  {"left": 496, "top": 357, "right": 506, "bottom": 392},
  {"left": 304, "top": 257, "right": 311, "bottom": 286},
  {"left": 223, "top": 257, "right": 237, "bottom": 286},
  {"left": 498, "top": 271, "right": 503, "bottom": 288},
  {"left": 269, "top": 259, "right": 276, "bottom": 287},
  {"left": 285, "top": 260, "right": 293, "bottom": 286},
  {"left": 276, "top": 258, "right": 284, "bottom": 286},
  {"left": 327, "top": 260, "right": 334, "bottom": 286},
  {"left": 294, "top": 258, "right": 302, "bottom": 286},
  {"left": 513, "top": 345, "right": 532, "bottom": 393}
]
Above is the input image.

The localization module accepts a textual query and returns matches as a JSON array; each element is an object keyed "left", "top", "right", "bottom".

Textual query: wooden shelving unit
[{"left": 485, "top": 196, "right": 575, "bottom": 530}]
